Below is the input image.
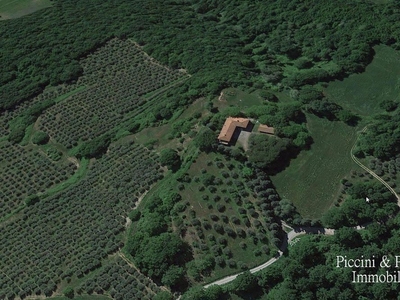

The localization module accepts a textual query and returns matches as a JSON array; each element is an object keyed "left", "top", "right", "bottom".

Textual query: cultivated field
[
  {"left": 0, "top": 37, "right": 190, "bottom": 300},
  {"left": 0, "top": 0, "right": 52, "bottom": 19},
  {"left": 77, "top": 256, "right": 161, "bottom": 300},
  {"left": 28, "top": 256, "right": 161, "bottom": 300},
  {"left": 0, "top": 140, "right": 76, "bottom": 220},
  {"left": 0, "top": 141, "right": 161, "bottom": 299},
  {"left": 325, "top": 45, "right": 400, "bottom": 116},
  {"left": 272, "top": 114, "right": 360, "bottom": 219},
  {"left": 178, "top": 152, "right": 278, "bottom": 281},
  {"left": 38, "top": 38, "right": 188, "bottom": 148}
]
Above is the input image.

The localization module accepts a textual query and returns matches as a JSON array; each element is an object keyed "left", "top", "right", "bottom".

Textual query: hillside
[{"left": 2, "top": 1, "right": 400, "bottom": 300}]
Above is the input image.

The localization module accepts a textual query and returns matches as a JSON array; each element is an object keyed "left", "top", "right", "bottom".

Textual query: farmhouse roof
[
  {"left": 218, "top": 117, "right": 250, "bottom": 143},
  {"left": 258, "top": 124, "right": 275, "bottom": 135}
]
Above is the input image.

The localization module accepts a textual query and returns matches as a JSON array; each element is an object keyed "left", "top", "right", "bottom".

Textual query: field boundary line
[
  {"left": 0, "top": 0, "right": 20, "bottom": 9},
  {"left": 118, "top": 252, "right": 169, "bottom": 293}
]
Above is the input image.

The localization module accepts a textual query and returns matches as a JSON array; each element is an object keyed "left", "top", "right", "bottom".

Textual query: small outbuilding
[{"left": 258, "top": 124, "right": 275, "bottom": 135}]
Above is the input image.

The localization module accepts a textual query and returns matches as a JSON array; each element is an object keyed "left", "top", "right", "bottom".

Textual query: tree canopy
[
  {"left": 194, "top": 127, "right": 216, "bottom": 152},
  {"left": 160, "top": 148, "right": 181, "bottom": 171},
  {"left": 248, "top": 135, "right": 291, "bottom": 169},
  {"left": 134, "top": 233, "right": 191, "bottom": 280},
  {"left": 358, "top": 114, "right": 400, "bottom": 160}
]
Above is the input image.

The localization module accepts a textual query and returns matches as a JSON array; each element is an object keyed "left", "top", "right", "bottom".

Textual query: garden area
[{"left": 175, "top": 152, "right": 282, "bottom": 282}]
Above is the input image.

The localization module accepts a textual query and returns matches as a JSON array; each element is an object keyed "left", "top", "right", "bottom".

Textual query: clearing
[
  {"left": 0, "top": 0, "right": 52, "bottom": 20},
  {"left": 215, "top": 88, "right": 265, "bottom": 110},
  {"left": 325, "top": 45, "right": 400, "bottom": 116},
  {"left": 272, "top": 114, "right": 361, "bottom": 219}
]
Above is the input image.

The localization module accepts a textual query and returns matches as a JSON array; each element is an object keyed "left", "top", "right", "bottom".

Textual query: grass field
[
  {"left": 325, "top": 45, "right": 400, "bottom": 116},
  {"left": 134, "top": 97, "right": 208, "bottom": 149},
  {"left": 0, "top": 0, "right": 52, "bottom": 19},
  {"left": 272, "top": 114, "right": 361, "bottom": 219},
  {"left": 215, "top": 88, "right": 264, "bottom": 110}
]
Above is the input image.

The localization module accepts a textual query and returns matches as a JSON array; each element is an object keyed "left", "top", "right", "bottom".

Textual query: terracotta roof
[
  {"left": 258, "top": 124, "right": 275, "bottom": 134},
  {"left": 218, "top": 117, "right": 250, "bottom": 143}
]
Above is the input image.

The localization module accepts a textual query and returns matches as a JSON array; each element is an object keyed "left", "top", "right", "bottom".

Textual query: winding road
[
  {"left": 204, "top": 226, "right": 334, "bottom": 288},
  {"left": 204, "top": 125, "right": 399, "bottom": 289},
  {"left": 350, "top": 126, "right": 400, "bottom": 203}
]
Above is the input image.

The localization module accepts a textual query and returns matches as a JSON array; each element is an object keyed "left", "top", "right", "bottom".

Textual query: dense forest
[
  {"left": 3, "top": 0, "right": 400, "bottom": 110},
  {"left": 357, "top": 114, "right": 400, "bottom": 160}
]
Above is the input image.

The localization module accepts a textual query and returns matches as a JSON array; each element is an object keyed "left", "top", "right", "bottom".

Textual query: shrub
[
  {"left": 210, "top": 214, "right": 219, "bottom": 221},
  {"left": 25, "top": 194, "right": 40, "bottom": 206},
  {"left": 231, "top": 216, "right": 240, "bottom": 224},
  {"left": 225, "top": 227, "right": 236, "bottom": 237},
  {"left": 46, "top": 147, "right": 62, "bottom": 161},
  {"left": 216, "top": 204, "right": 225, "bottom": 212},
  {"left": 32, "top": 131, "right": 50, "bottom": 145},
  {"left": 211, "top": 245, "right": 221, "bottom": 255},
  {"left": 129, "top": 210, "right": 141, "bottom": 221},
  {"left": 223, "top": 248, "right": 232, "bottom": 258},
  {"left": 259, "top": 90, "right": 279, "bottom": 102},
  {"left": 213, "top": 223, "right": 224, "bottom": 234},
  {"left": 208, "top": 234, "right": 216, "bottom": 242},
  {"left": 202, "top": 174, "right": 215, "bottom": 186},
  {"left": 227, "top": 259, "right": 237, "bottom": 268},
  {"left": 160, "top": 148, "right": 181, "bottom": 171},
  {"left": 218, "top": 237, "right": 227, "bottom": 245},
  {"left": 294, "top": 57, "right": 313, "bottom": 69},
  {"left": 379, "top": 99, "right": 398, "bottom": 112},
  {"left": 208, "top": 186, "right": 217, "bottom": 193},
  {"left": 63, "top": 287, "right": 74, "bottom": 299},
  {"left": 215, "top": 256, "right": 225, "bottom": 267}
]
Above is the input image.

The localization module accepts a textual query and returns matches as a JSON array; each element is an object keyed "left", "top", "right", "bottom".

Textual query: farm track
[
  {"left": 350, "top": 126, "right": 400, "bottom": 203},
  {"left": 202, "top": 125, "right": 400, "bottom": 290},
  {"left": 115, "top": 75, "right": 189, "bottom": 130},
  {"left": 118, "top": 252, "right": 169, "bottom": 293}
]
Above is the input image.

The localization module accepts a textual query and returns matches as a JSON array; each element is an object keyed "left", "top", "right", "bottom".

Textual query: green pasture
[
  {"left": 0, "top": 0, "right": 52, "bottom": 20},
  {"left": 272, "top": 114, "right": 361, "bottom": 219},
  {"left": 216, "top": 88, "right": 263, "bottom": 110},
  {"left": 135, "top": 97, "right": 207, "bottom": 149},
  {"left": 325, "top": 45, "right": 400, "bottom": 116}
]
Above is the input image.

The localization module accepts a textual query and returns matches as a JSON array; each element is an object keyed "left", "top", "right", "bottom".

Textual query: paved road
[
  {"left": 204, "top": 226, "right": 334, "bottom": 288},
  {"left": 204, "top": 126, "right": 398, "bottom": 289}
]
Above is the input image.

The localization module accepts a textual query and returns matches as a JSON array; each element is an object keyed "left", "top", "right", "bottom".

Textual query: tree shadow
[{"left": 266, "top": 138, "right": 314, "bottom": 176}]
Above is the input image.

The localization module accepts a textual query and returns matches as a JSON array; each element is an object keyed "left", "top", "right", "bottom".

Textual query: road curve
[
  {"left": 350, "top": 126, "right": 400, "bottom": 203},
  {"left": 204, "top": 125, "right": 398, "bottom": 289},
  {"left": 204, "top": 226, "right": 333, "bottom": 288}
]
